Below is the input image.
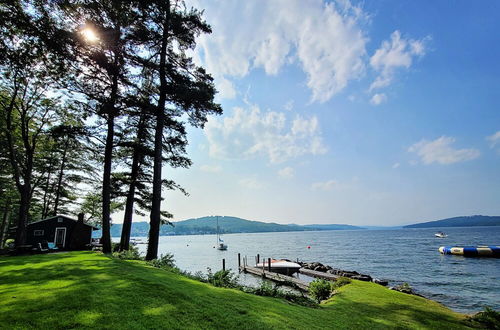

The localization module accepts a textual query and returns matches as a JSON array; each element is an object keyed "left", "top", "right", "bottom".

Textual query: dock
[
  {"left": 299, "top": 268, "right": 340, "bottom": 281},
  {"left": 239, "top": 265, "right": 309, "bottom": 291}
]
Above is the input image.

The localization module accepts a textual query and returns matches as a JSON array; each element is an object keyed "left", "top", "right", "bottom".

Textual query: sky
[{"left": 123, "top": 0, "right": 500, "bottom": 226}]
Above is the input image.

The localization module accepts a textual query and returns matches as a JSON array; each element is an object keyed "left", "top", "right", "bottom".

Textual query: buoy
[{"left": 307, "top": 246, "right": 311, "bottom": 249}]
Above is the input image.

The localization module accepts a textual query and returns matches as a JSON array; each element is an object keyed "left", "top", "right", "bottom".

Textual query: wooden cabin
[{"left": 26, "top": 214, "right": 98, "bottom": 250}]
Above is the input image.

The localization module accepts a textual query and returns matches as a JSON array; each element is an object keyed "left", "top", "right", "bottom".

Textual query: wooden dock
[
  {"left": 299, "top": 268, "right": 340, "bottom": 281},
  {"left": 239, "top": 266, "right": 309, "bottom": 291}
]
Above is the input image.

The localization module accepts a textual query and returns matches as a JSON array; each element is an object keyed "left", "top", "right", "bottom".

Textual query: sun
[{"left": 81, "top": 28, "right": 99, "bottom": 43}]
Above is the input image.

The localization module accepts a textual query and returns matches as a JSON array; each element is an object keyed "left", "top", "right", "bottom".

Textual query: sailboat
[{"left": 216, "top": 216, "right": 228, "bottom": 251}]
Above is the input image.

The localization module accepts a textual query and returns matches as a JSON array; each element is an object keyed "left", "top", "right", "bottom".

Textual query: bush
[
  {"left": 4, "top": 239, "right": 15, "bottom": 249},
  {"left": 244, "top": 281, "right": 316, "bottom": 307},
  {"left": 309, "top": 279, "right": 333, "bottom": 303},
  {"left": 206, "top": 268, "right": 240, "bottom": 289},
  {"left": 148, "top": 253, "right": 176, "bottom": 269},
  {"left": 332, "top": 277, "right": 351, "bottom": 289},
  {"left": 251, "top": 280, "right": 278, "bottom": 296},
  {"left": 467, "top": 306, "right": 500, "bottom": 329},
  {"left": 112, "top": 246, "right": 142, "bottom": 260}
]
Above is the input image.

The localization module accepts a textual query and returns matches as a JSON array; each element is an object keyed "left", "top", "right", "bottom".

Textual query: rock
[
  {"left": 351, "top": 275, "right": 372, "bottom": 281},
  {"left": 372, "top": 278, "right": 389, "bottom": 286},
  {"left": 314, "top": 265, "right": 327, "bottom": 272}
]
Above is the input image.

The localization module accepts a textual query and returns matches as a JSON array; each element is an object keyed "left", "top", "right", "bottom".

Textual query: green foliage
[
  {"left": 242, "top": 281, "right": 316, "bottom": 307},
  {"left": 148, "top": 253, "right": 176, "bottom": 270},
  {"left": 467, "top": 306, "right": 500, "bottom": 329},
  {"left": 112, "top": 246, "right": 142, "bottom": 260},
  {"left": 332, "top": 277, "right": 351, "bottom": 289},
  {"left": 206, "top": 268, "right": 240, "bottom": 289},
  {"left": 4, "top": 239, "right": 14, "bottom": 249},
  {"left": 309, "top": 279, "right": 333, "bottom": 303}
]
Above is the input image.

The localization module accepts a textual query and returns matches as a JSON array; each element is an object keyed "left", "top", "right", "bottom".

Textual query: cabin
[{"left": 26, "top": 214, "right": 98, "bottom": 250}]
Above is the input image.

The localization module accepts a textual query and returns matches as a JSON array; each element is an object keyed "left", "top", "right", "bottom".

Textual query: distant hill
[
  {"left": 404, "top": 215, "right": 500, "bottom": 228},
  {"left": 303, "top": 224, "right": 362, "bottom": 231},
  {"left": 107, "top": 216, "right": 364, "bottom": 237}
]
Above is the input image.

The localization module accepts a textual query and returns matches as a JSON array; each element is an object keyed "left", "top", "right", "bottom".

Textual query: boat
[
  {"left": 130, "top": 238, "right": 147, "bottom": 245},
  {"left": 435, "top": 232, "right": 447, "bottom": 238},
  {"left": 439, "top": 245, "right": 500, "bottom": 257},
  {"left": 216, "top": 216, "right": 227, "bottom": 251},
  {"left": 256, "top": 259, "right": 302, "bottom": 275}
]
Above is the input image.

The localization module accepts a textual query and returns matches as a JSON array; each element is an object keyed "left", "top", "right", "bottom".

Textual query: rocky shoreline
[{"left": 297, "top": 261, "right": 421, "bottom": 296}]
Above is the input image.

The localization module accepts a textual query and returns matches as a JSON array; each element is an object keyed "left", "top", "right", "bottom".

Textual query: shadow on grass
[{"left": 0, "top": 252, "right": 472, "bottom": 329}]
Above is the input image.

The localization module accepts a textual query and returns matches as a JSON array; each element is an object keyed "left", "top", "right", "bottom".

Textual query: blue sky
[{"left": 138, "top": 0, "right": 500, "bottom": 226}]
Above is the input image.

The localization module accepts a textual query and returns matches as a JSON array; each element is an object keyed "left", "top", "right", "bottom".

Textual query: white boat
[
  {"left": 130, "top": 238, "right": 147, "bottom": 245},
  {"left": 435, "top": 232, "right": 447, "bottom": 238},
  {"left": 256, "top": 259, "right": 301, "bottom": 275},
  {"left": 216, "top": 216, "right": 227, "bottom": 251}
]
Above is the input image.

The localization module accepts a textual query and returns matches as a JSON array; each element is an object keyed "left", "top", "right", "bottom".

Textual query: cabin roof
[{"left": 27, "top": 215, "right": 99, "bottom": 230}]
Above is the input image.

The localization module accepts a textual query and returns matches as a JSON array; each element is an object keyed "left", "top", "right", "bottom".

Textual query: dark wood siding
[{"left": 26, "top": 216, "right": 93, "bottom": 250}]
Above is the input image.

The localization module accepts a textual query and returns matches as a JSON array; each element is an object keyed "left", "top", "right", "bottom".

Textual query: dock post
[
  {"left": 257, "top": 254, "right": 260, "bottom": 264},
  {"left": 222, "top": 258, "right": 225, "bottom": 271},
  {"left": 268, "top": 257, "right": 271, "bottom": 272},
  {"left": 238, "top": 253, "right": 241, "bottom": 269}
]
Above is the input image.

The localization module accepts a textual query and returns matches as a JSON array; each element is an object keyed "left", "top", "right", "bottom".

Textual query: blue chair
[{"left": 47, "top": 242, "right": 58, "bottom": 250}]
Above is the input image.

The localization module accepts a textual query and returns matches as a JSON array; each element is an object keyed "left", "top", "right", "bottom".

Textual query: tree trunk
[
  {"left": 101, "top": 115, "right": 114, "bottom": 253},
  {"left": 119, "top": 116, "right": 147, "bottom": 251},
  {"left": 146, "top": 2, "right": 170, "bottom": 261},
  {"left": 15, "top": 185, "right": 30, "bottom": 248},
  {"left": 53, "top": 139, "right": 69, "bottom": 216},
  {"left": 0, "top": 200, "right": 10, "bottom": 249}
]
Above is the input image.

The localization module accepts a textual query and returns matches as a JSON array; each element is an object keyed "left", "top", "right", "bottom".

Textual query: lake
[{"left": 128, "top": 226, "right": 499, "bottom": 313}]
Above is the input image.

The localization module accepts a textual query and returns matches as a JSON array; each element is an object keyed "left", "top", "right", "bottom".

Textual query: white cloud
[
  {"left": 370, "top": 30, "right": 428, "bottom": 91},
  {"left": 486, "top": 131, "right": 500, "bottom": 150},
  {"left": 190, "top": 0, "right": 368, "bottom": 102},
  {"left": 205, "top": 103, "right": 327, "bottom": 163},
  {"left": 311, "top": 180, "right": 337, "bottom": 191},
  {"left": 278, "top": 167, "right": 295, "bottom": 179},
  {"left": 284, "top": 100, "right": 294, "bottom": 111},
  {"left": 370, "top": 93, "right": 387, "bottom": 105},
  {"left": 238, "top": 177, "right": 264, "bottom": 190},
  {"left": 408, "top": 136, "right": 480, "bottom": 165},
  {"left": 392, "top": 162, "right": 400, "bottom": 169},
  {"left": 200, "top": 165, "right": 222, "bottom": 173}
]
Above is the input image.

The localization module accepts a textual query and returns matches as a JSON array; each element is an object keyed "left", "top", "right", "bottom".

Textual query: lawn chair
[
  {"left": 33, "top": 243, "right": 49, "bottom": 253},
  {"left": 47, "top": 242, "right": 58, "bottom": 250}
]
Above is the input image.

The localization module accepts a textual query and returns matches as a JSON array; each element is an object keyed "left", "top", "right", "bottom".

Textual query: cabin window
[
  {"left": 58, "top": 217, "right": 63, "bottom": 223},
  {"left": 34, "top": 230, "right": 44, "bottom": 236}
]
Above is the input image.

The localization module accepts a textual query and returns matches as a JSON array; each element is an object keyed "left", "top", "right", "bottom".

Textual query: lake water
[{"left": 128, "top": 226, "right": 499, "bottom": 313}]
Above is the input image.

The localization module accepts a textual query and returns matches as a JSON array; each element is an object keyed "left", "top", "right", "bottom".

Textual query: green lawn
[{"left": 0, "top": 252, "right": 471, "bottom": 329}]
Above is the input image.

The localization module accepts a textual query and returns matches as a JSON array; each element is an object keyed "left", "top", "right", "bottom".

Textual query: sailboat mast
[{"left": 216, "top": 216, "right": 219, "bottom": 244}]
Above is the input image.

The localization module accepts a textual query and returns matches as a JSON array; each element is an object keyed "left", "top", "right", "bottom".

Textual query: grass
[{"left": 0, "top": 252, "right": 472, "bottom": 329}]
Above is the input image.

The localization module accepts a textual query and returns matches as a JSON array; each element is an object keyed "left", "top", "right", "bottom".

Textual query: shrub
[
  {"left": 148, "top": 253, "right": 176, "bottom": 269},
  {"left": 332, "top": 277, "right": 351, "bottom": 289},
  {"left": 309, "top": 279, "right": 333, "bottom": 303},
  {"left": 206, "top": 268, "right": 240, "bottom": 289},
  {"left": 112, "top": 246, "right": 142, "bottom": 260},
  {"left": 245, "top": 281, "right": 316, "bottom": 307},
  {"left": 252, "top": 280, "right": 278, "bottom": 296},
  {"left": 4, "top": 239, "right": 15, "bottom": 249},
  {"left": 467, "top": 306, "right": 500, "bottom": 329}
]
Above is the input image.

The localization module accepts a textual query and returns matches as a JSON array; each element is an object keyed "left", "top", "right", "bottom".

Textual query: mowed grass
[{"left": 0, "top": 252, "right": 471, "bottom": 329}]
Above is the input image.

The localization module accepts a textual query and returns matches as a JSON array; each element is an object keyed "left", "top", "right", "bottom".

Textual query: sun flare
[{"left": 81, "top": 28, "right": 98, "bottom": 43}]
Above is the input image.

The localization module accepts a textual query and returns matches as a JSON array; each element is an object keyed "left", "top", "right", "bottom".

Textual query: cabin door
[{"left": 55, "top": 227, "right": 66, "bottom": 248}]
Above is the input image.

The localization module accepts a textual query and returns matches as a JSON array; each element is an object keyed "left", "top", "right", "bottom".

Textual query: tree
[
  {"left": 0, "top": 0, "right": 72, "bottom": 248},
  {"left": 133, "top": 0, "right": 222, "bottom": 260},
  {"left": 57, "top": 0, "right": 140, "bottom": 253}
]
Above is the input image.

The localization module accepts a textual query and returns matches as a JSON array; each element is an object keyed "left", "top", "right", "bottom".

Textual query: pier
[{"left": 239, "top": 265, "right": 309, "bottom": 291}]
